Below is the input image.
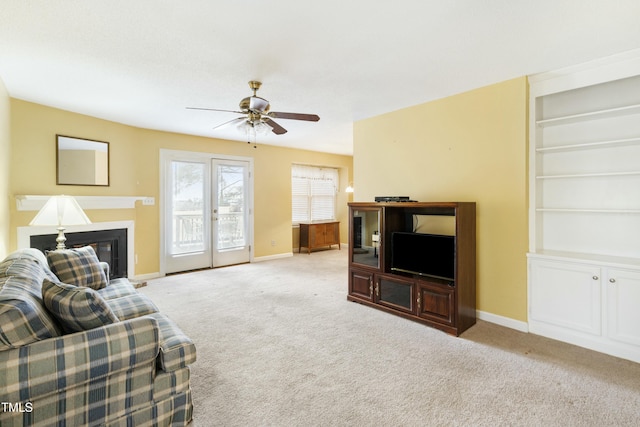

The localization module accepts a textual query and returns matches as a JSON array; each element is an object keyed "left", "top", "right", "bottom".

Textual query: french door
[
  {"left": 211, "top": 159, "right": 251, "bottom": 267},
  {"left": 161, "top": 150, "right": 252, "bottom": 274}
]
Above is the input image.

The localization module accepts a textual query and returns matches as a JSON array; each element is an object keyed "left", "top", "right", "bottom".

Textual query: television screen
[{"left": 391, "top": 232, "right": 455, "bottom": 281}]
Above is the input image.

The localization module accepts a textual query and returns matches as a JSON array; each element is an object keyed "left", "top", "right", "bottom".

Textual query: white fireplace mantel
[{"left": 16, "top": 195, "right": 155, "bottom": 211}]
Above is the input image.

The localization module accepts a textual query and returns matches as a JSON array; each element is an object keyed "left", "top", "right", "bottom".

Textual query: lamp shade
[{"left": 30, "top": 195, "right": 91, "bottom": 226}]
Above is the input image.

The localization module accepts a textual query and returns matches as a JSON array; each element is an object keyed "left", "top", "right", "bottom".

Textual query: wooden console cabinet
[
  {"left": 348, "top": 202, "right": 476, "bottom": 336},
  {"left": 299, "top": 221, "right": 340, "bottom": 254}
]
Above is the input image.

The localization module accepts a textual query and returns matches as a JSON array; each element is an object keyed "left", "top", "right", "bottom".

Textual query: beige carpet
[{"left": 141, "top": 249, "right": 640, "bottom": 426}]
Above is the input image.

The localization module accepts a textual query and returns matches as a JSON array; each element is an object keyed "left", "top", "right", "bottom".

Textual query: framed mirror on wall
[{"left": 56, "top": 135, "right": 110, "bottom": 186}]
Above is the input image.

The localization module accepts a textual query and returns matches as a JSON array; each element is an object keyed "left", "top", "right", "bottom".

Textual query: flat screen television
[{"left": 390, "top": 232, "right": 455, "bottom": 281}]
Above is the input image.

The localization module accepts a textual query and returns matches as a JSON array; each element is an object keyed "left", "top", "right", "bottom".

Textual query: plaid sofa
[{"left": 0, "top": 248, "right": 196, "bottom": 426}]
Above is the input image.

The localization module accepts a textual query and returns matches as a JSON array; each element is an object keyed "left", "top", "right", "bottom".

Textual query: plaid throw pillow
[
  {"left": 47, "top": 246, "right": 108, "bottom": 290},
  {"left": 42, "top": 279, "right": 119, "bottom": 333}
]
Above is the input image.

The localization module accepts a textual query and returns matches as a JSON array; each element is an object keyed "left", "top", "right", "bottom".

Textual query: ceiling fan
[{"left": 187, "top": 81, "right": 320, "bottom": 135}]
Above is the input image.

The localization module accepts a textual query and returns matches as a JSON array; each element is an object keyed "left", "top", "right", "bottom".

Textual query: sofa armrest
[
  {"left": 145, "top": 313, "right": 197, "bottom": 372},
  {"left": 0, "top": 316, "right": 159, "bottom": 403}
]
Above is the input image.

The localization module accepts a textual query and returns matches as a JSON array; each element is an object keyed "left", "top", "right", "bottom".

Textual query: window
[{"left": 292, "top": 164, "right": 338, "bottom": 223}]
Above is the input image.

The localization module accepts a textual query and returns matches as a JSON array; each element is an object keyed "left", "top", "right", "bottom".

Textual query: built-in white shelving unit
[{"left": 528, "top": 51, "right": 640, "bottom": 363}]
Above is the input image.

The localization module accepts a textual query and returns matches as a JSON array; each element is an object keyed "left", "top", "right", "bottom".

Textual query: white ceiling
[{"left": 1, "top": 1, "right": 639, "bottom": 155}]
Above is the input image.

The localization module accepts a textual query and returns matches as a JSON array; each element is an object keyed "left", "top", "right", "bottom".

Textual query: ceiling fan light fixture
[
  {"left": 235, "top": 119, "right": 251, "bottom": 134},
  {"left": 237, "top": 119, "right": 271, "bottom": 137},
  {"left": 253, "top": 121, "right": 271, "bottom": 136}
]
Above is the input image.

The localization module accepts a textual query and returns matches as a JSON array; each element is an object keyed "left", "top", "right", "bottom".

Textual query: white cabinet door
[
  {"left": 529, "top": 259, "right": 601, "bottom": 335},
  {"left": 607, "top": 268, "right": 640, "bottom": 346}
]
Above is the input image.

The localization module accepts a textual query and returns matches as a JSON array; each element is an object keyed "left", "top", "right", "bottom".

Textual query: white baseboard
[
  {"left": 477, "top": 310, "right": 529, "bottom": 333},
  {"left": 131, "top": 272, "right": 162, "bottom": 281},
  {"left": 253, "top": 252, "right": 293, "bottom": 262}
]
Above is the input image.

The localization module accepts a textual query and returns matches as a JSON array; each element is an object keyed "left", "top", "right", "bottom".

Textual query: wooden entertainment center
[{"left": 347, "top": 202, "right": 476, "bottom": 336}]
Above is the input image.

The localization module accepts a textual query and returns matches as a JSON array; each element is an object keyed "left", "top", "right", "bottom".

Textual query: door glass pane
[
  {"left": 217, "top": 165, "right": 246, "bottom": 250},
  {"left": 171, "top": 161, "right": 205, "bottom": 255},
  {"left": 352, "top": 209, "right": 380, "bottom": 268},
  {"left": 379, "top": 278, "right": 412, "bottom": 310}
]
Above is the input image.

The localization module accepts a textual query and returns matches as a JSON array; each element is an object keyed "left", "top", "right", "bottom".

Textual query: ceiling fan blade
[
  {"left": 265, "top": 119, "right": 288, "bottom": 135},
  {"left": 186, "top": 107, "right": 244, "bottom": 114},
  {"left": 268, "top": 112, "right": 320, "bottom": 122},
  {"left": 213, "top": 117, "right": 246, "bottom": 130}
]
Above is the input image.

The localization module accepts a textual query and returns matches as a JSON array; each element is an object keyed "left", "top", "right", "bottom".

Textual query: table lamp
[{"left": 29, "top": 195, "right": 91, "bottom": 250}]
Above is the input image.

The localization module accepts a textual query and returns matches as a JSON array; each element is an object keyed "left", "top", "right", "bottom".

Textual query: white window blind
[{"left": 292, "top": 164, "right": 338, "bottom": 223}]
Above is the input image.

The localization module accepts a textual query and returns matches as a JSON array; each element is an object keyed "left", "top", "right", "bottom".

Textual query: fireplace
[{"left": 30, "top": 229, "right": 128, "bottom": 279}]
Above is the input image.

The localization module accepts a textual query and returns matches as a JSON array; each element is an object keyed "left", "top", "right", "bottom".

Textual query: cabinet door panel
[
  {"left": 417, "top": 282, "right": 455, "bottom": 325},
  {"left": 607, "top": 269, "right": 640, "bottom": 346},
  {"left": 529, "top": 260, "right": 601, "bottom": 335},
  {"left": 351, "top": 208, "right": 381, "bottom": 269},
  {"left": 377, "top": 275, "right": 414, "bottom": 314},
  {"left": 299, "top": 224, "right": 310, "bottom": 251},
  {"left": 349, "top": 269, "right": 373, "bottom": 301},
  {"left": 328, "top": 222, "right": 340, "bottom": 245},
  {"left": 312, "top": 224, "right": 325, "bottom": 246}
]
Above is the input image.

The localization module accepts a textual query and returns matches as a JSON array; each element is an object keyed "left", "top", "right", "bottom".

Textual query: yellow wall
[
  {"left": 9, "top": 99, "right": 352, "bottom": 276},
  {"left": 0, "top": 76, "right": 10, "bottom": 259},
  {"left": 353, "top": 77, "right": 529, "bottom": 322}
]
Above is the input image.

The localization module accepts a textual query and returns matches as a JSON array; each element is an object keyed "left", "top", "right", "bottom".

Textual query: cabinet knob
[
  {"left": 592, "top": 276, "right": 599, "bottom": 281},
  {"left": 609, "top": 278, "right": 616, "bottom": 284}
]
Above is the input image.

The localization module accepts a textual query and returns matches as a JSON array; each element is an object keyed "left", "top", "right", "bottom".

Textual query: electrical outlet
[
  {"left": 271, "top": 240, "right": 276, "bottom": 246},
  {"left": 142, "top": 197, "right": 155, "bottom": 206}
]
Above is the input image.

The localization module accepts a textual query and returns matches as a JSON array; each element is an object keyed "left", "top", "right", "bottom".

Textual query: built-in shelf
[
  {"left": 528, "top": 250, "right": 640, "bottom": 269},
  {"left": 528, "top": 50, "right": 640, "bottom": 364},
  {"left": 536, "top": 103, "right": 640, "bottom": 127},
  {"left": 16, "top": 195, "right": 155, "bottom": 211},
  {"left": 535, "top": 208, "right": 640, "bottom": 214},
  {"left": 536, "top": 137, "right": 640, "bottom": 152},
  {"left": 536, "top": 171, "right": 640, "bottom": 179}
]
